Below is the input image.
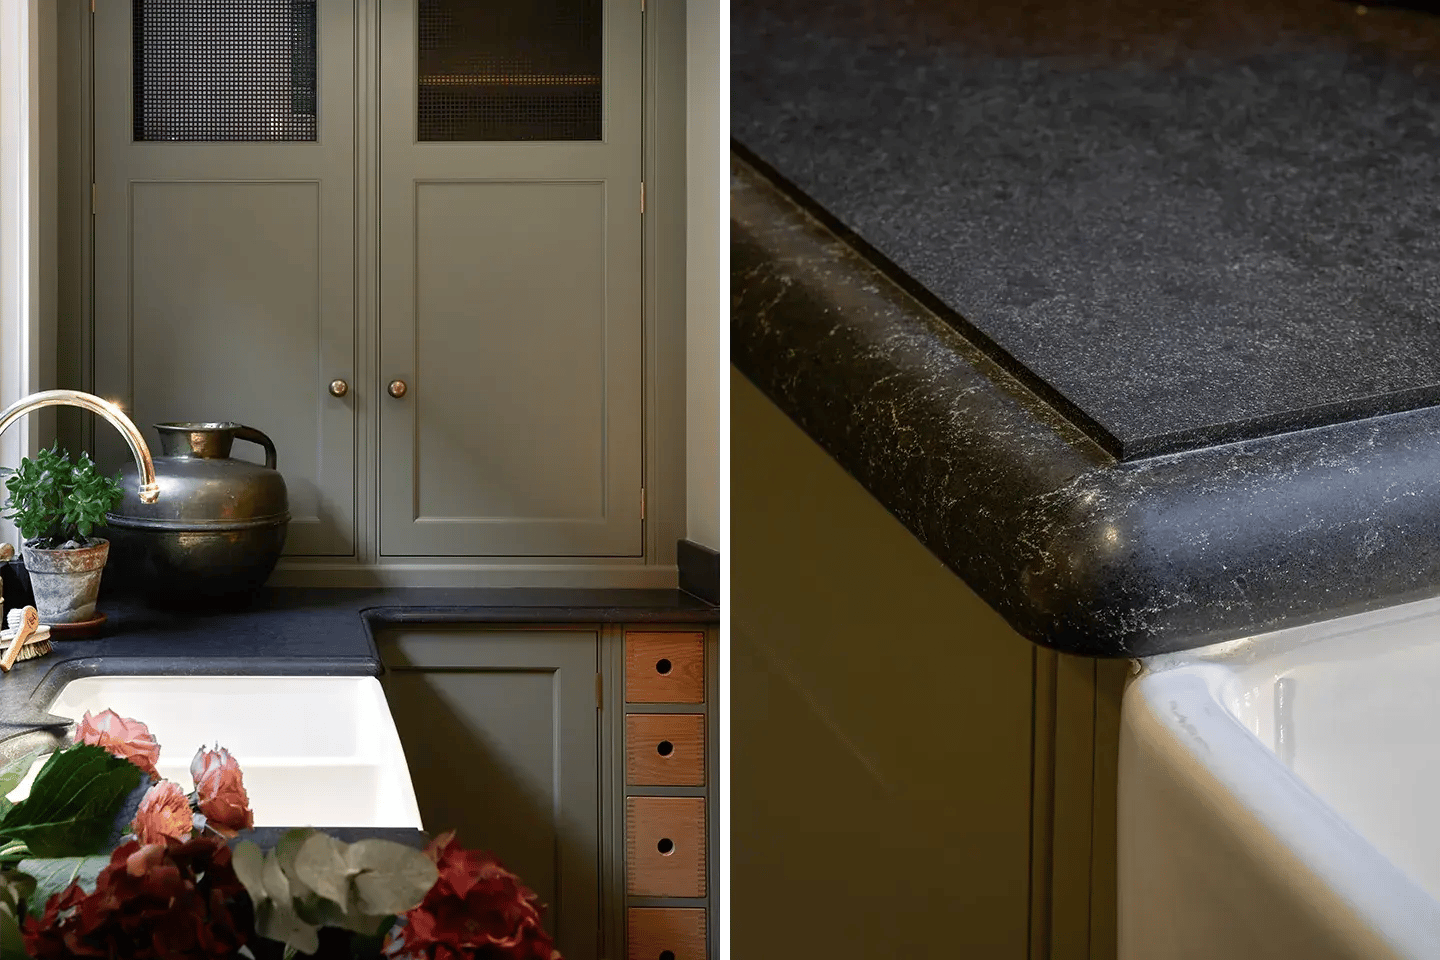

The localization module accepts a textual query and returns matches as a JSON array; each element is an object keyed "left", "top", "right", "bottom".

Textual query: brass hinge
[
  {"left": 639, "top": 181, "right": 645, "bottom": 214},
  {"left": 90, "top": 0, "right": 95, "bottom": 12},
  {"left": 595, "top": 673, "right": 603, "bottom": 710},
  {"left": 640, "top": 488, "right": 646, "bottom": 521},
  {"left": 640, "top": 0, "right": 645, "bottom": 11},
  {"left": 90, "top": 183, "right": 96, "bottom": 215}
]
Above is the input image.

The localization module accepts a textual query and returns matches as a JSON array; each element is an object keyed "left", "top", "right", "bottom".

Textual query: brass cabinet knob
[
  {"left": 328, "top": 379, "right": 349, "bottom": 398},
  {"left": 387, "top": 379, "right": 408, "bottom": 399}
]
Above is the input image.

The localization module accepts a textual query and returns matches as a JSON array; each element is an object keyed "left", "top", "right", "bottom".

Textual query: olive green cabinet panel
[
  {"left": 376, "top": 0, "right": 644, "bottom": 558},
  {"left": 91, "top": 0, "right": 357, "bottom": 557},
  {"left": 376, "top": 627, "right": 601, "bottom": 960},
  {"left": 87, "top": 0, "right": 648, "bottom": 565}
]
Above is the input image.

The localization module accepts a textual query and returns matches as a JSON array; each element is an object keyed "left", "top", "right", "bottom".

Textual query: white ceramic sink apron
[{"left": 1119, "top": 595, "right": 1440, "bottom": 960}]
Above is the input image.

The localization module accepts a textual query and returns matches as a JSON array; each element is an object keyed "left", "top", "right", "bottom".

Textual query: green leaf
[
  {"left": 0, "top": 749, "right": 45, "bottom": 799},
  {"left": 294, "top": 832, "right": 350, "bottom": 907},
  {"left": 0, "top": 745, "right": 143, "bottom": 857},
  {"left": 0, "top": 869, "right": 35, "bottom": 956},
  {"left": 17, "top": 855, "right": 107, "bottom": 918},
  {"left": 346, "top": 840, "right": 437, "bottom": 915}
]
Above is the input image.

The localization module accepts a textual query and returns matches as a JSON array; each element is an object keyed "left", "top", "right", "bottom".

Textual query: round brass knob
[
  {"left": 328, "top": 379, "right": 349, "bottom": 398},
  {"left": 387, "top": 379, "right": 408, "bottom": 399}
]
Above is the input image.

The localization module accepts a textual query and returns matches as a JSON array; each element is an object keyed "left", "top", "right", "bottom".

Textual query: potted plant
[{"left": 1, "top": 444, "right": 123, "bottom": 624}]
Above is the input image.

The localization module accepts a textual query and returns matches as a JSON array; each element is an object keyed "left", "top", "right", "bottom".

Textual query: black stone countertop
[
  {"left": 731, "top": 0, "right": 1440, "bottom": 657},
  {"left": 734, "top": 0, "right": 1440, "bottom": 459},
  {"left": 0, "top": 586, "right": 716, "bottom": 771}
]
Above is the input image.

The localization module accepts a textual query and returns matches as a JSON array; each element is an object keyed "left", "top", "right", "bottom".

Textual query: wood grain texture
[
  {"left": 627, "top": 908, "right": 707, "bottom": 960},
  {"left": 625, "top": 633, "right": 704, "bottom": 703},
  {"left": 627, "top": 714, "right": 705, "bottom": 786},
  {"left": 626, "top": 797, "right": 706, "bottom": 897}
]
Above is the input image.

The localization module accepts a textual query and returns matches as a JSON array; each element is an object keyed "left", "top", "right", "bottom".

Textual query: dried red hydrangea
[
  {"left": 383, "top": 831, "right": 561, "bottom": 960},
  {"left": 21, "top": 835, "right": 254, "bottom": 959}
]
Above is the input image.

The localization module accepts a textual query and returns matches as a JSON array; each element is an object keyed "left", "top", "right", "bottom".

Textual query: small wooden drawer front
[
  {"left": 627, "top": 908, "right": 707, "bottom": 960},
  {"left": 625, "top": 633, "right": 704, "bottom": 703},
  {"left": 627, "top": 714, "right": 705, "bottom": 786},
  {"left": 626, "top": 797, "right": 706, "bottom": 897}
]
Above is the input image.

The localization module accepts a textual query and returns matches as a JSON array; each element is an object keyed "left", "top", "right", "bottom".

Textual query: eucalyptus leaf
[
  {"left": 294, "top": 891, "right": 390, "bottom": 937},
  {"left": 17, "top": 854, "right": 107, "bottom": 918},
  {"left": 276, "top": 828, "right": 317, "bottom": 899},
  {"left": 231, "top": 841, "right": 266, "bottom": 906},
  {"left": 261, "top": 849, "right": 294, "bottom": 905},
  {"left": 294, "top": 831, "right": 350, "bottom": 907},
  {"left": 255, "top": 896, "right": 320, "bottom": 957},
  {"left": 347, "top": 840, "right": 437, "bottom": 915}
]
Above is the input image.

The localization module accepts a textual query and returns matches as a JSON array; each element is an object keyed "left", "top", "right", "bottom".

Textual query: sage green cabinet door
[
  {"left": 376, "top": 627, "right": 601, "bottom": 960},
  {"left": 377, "top": 0, "right": 644, "bottom": 557},
  {"left": 92, "top": 0, "right": 357, "bottom": 556}
]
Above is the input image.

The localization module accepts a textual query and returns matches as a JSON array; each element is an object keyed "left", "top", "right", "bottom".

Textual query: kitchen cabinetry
[
  {"left": 375, "top": 621, "right": 719, "bottom": 960},
  {"left": 69, "top": 0, "right": 680, "bottom": 581},
  {"left": 733, "top": 369, "right": 1127, "bottom": 960}
]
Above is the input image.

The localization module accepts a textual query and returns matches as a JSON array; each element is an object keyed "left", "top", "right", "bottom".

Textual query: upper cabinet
[
  {"left": 377, "top": 0, "right": 643, "bottom": 558},
  {"left": 84, "top": 0, "right": 656, "bottom": 574},
  {"left": 92, "top": 0, "right": 358, "bottom": 557}
]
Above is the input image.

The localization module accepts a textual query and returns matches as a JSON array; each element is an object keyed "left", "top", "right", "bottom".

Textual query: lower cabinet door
[{"left": 376, "top": 627, "right": 600, "bottom": 960}]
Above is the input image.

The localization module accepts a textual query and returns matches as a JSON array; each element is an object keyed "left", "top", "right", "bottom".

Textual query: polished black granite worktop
[{"left": 732, "top": 0, "right": 1440, "bottom": 657}]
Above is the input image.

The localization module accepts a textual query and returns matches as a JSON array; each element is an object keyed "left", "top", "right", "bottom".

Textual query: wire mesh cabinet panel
[
  {"left": 377, "top": 0, "right": 644, "bottom": 558},
  {"left": 92, "top": 0, "right": 357, "bottom": 557}
]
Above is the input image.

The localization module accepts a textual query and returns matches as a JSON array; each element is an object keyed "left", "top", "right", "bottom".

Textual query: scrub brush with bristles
[{"left": 0, "top": 607, "right": 52, "bottom": 667}]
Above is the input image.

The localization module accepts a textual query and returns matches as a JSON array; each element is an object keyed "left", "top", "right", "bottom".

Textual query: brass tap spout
[{"left": 0, "top": 390, "right": 159, "bottom": 503}]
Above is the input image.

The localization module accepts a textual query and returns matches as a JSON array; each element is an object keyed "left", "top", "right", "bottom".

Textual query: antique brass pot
[{"left": 104, "top": 423, "right": 289, "bottom": 605}]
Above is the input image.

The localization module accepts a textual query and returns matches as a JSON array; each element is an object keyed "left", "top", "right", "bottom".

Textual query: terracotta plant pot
[{"left": 21, "top": 539, "right": 109, "bottom": 624}]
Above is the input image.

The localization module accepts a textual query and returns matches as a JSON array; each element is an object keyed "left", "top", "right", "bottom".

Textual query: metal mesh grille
[
  {"left": 418, "top": 0, "right": 602, "bottom": 142},
  {"left": 133, "top": 0, "right": 318, "bottom": 142}
]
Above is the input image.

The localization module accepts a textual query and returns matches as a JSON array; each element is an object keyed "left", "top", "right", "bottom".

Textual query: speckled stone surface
[
  {"left": 0, "top": 586, "right": 717, "bottom": 760},
  {"left": 733, "top": 0, "right": 1440, "bottom": 458},
  {"left": 734, "top": 157, "right": 1440, "bottom": 657}
]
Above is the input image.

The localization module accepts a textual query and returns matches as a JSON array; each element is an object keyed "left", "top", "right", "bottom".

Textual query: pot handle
[{"left": 232, "top": 425, "right": 278, "bottom": 470}]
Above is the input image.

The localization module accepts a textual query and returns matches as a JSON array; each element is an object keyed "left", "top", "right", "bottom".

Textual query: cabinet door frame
[
  {"left": 89, "top": 0, "right": 359, "bottom": 557},
  {"left": 377, "top": 623, "right": 604, "bottom": 960},
  {"left": 375, "top": 0, "right": 644, "bottom": 559},
  {"left": 57, "top": 0, "right": 691, "bottom": 584}
]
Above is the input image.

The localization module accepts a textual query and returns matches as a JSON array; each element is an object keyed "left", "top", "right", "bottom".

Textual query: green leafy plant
[
  {"left": 0, "top": 709, "right": 557, "bottom": 960},
  {"left": 1, "top": 444, "right": 123, "bottom": 548}
]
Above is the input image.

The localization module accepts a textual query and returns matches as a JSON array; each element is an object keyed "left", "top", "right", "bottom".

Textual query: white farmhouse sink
[
  {"left": 8, "top": 675, "right": 423, "bottom": 830},
  {"left": 1120, "top": 596, "right": 1440, "bottom": 960}
]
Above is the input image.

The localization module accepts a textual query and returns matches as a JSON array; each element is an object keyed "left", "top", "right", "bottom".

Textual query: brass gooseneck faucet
[{"left": 0, "top": 390, "right": 159, "bottom": 503}]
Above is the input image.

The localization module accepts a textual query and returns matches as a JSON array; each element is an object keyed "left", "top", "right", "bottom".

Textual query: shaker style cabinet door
[
  {"left": 377, "top": 0, "right": 644, "bottom": 557},
  {"left": 375, "top": 627, "right": 602, "bottom": 960},
  {"left": 92, "top": 0, "right": 358, "bottom": 556}
]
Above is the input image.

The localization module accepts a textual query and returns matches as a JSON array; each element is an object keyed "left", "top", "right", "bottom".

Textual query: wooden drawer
[
  {"left": 625, "top": 632, "right": 704, "bottom": 703},
  {"left": 627, "top": 714, "right": 705, "bottom": 786},
  {"left": 626, "top": 797, "right": 706, "bottom": 897},
  {"left": 627, "top": 908, "right": 707, "bottom": 960}
]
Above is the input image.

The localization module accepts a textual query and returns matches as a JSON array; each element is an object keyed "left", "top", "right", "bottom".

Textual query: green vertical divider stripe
[{"left": 720, "top": 1, "right": 731, "bottom": 960}]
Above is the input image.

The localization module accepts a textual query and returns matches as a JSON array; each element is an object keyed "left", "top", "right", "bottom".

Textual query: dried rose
[
  {"left": 21, "top": 836, "right": 254, "bottom": 959},
  {"left": 74, "top": 708, "right": 161, "bottom": 779},
  {"left": 384, "top": 831, "right": 562, "bottom": 960},
  {"left": 132, "top": 779, "right": 193, "bottom": 845},
  {"left": 190, "top": 746, "right": 253, "bottom": 837}
]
